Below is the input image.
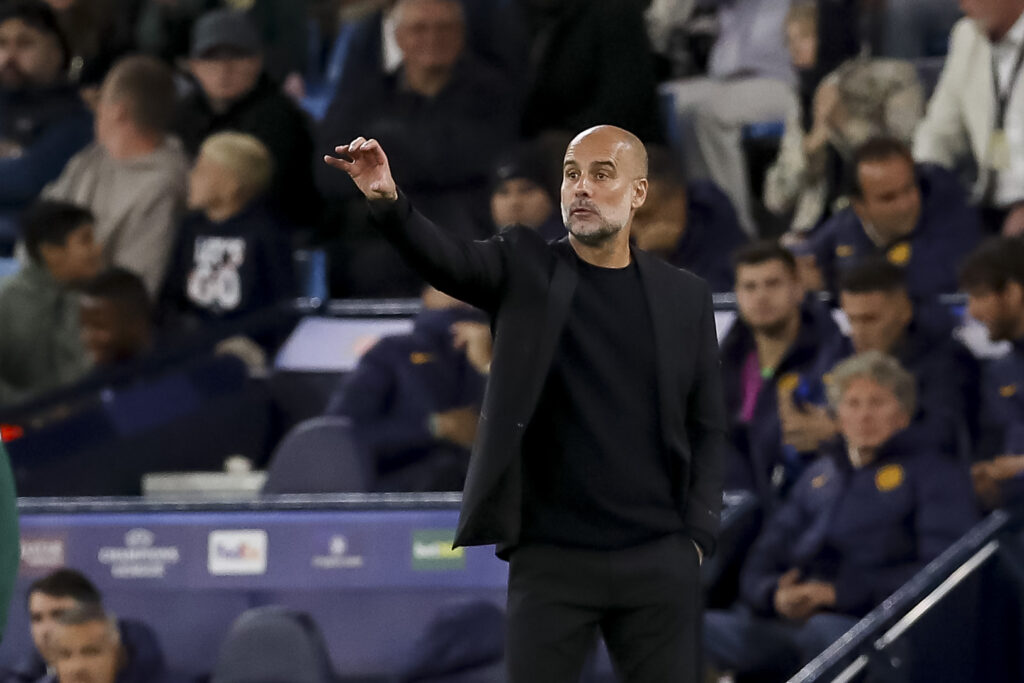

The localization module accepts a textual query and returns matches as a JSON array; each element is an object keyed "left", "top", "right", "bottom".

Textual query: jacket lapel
[{"left": 635, "top": 249, "right": 681, "bottom": 452}]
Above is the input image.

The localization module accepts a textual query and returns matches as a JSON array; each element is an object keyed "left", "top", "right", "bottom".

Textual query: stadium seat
[
  {"left": 263, "top": 416, "right": 373, "bottom": 494},
  {"left": 211, "top": 607, "right": 338, "bottom": 683},
  {"left": 396, "top": 599, "right": 505, "bottom": 683}
]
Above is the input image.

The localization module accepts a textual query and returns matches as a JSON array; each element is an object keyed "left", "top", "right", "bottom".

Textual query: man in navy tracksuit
[
  {"left": 704, "top": 352, "right": 978, "bottom": 681},
  {"left": 795, "top": 138, "right": 982, "bottom": 301},
  {"left": 325, "top": 287, "right": 486, "bottom": 492},
  {"left": 631, "top": 148, "right": 748, "bottom": 292},
  {"left": 838, "top": 259, "right": 981, "bottom": 454},
  {"left": 720, "top": 242, "right": 846, "bottom": 506},
  {"left": 960, "top": 238, "right": 1024, "bottom": 507}
]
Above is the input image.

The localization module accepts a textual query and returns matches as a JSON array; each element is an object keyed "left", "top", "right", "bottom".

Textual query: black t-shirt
[{"left": 520, "top": 255, "right": 683, "bottom": 549}]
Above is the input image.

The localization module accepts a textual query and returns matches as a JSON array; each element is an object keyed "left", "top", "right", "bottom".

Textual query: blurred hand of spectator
[
  {"left": 432, "top": 406, "right": 478, "bottom": 448},
  {"left": 773, "top": 568, "right": 810, "bottom": 620},
  {"left": 804, "top": 81, "right": 840, "bottom": 158},
  {"left": 451, "top": 321, "right": 491, "bottom": 375},
  {"left": 779, "top": 384, "right": 837, "bottom": 452},
  {"left": 1002, "top": 205, "right": 1024, "bottom": 237}
]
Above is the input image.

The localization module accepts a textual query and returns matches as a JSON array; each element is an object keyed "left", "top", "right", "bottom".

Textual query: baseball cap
[{"left": 190, "top": 9, "right": 261, "bottom": 59}]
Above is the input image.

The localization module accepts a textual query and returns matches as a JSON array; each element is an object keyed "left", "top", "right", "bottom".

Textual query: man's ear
[{"left": 632, "top": 178, "right": 648, "bottom": 210}]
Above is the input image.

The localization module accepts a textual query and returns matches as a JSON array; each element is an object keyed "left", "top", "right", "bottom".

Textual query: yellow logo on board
[
  {"left": 875, "top": 464, "right": 905, "bottom": 492},
  {"left": 1000, "top": 384, "right": 1018, "bottom": 398},
  {"left": 887, "top": 243, "right": 912, "bottom": 266}
]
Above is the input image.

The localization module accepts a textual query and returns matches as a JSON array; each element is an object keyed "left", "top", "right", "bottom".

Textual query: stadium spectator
[
  {"left": 44, "top": 0, "right": 136, "bottom": 91},
  {"left": 489, "top": 145, "right": 564, "bottom": 241},
  {"left": 866, "top": 0, "right": 962, "bottom": 59},
  {"left": 325, "top": 286, "right": 485, "bottom": 492},
  {"left": 175, "top": 9, "right": 319, "bottom": 229},
  {"left": 659, "top": 0, "right": 797, "bottom": 234},
  {"left": 52, "top": 604, "right": 170, "bottom": 683},
  {"left": 79, "top": 268, "right": 153, "bottom": 368},
  {"left": 704, "top": 352, "right": 978, "bottom": 682},
  {"left": 160, "top": 132, "right": 292, "bottom": 334},
  {"left": 631, "top": 146, "right": 746, "bottom": 292},
  {"left": 913, "top": 0, "right": 1024, "bottom": 235},
  {"left": 43, "top": 55, "right": 187, "bottom": 296},
  {"left": 765, "top": 2, "right": 924, "bottom": 236},
  {"left": 719, "top": 241, "right": 845, "bottom": 506},
  {"left": 959, "top": 237, "right": 1024, "bottom": 507},
  {"left": 518, "top": 0, "right": 660, "bottom": 143},
  {"left": 838, "top": 260, "right": 980, "bottom": 454},
  {"left": 315, "top": 0, "right": 518, "bottom": 296},
  {"left": 135, "top": 0, "right": 308, "bottom": 89},
  {"left": 0, "top": 569, "right": 102, "bottom": 683},
  {"left": 0, "top": 0, "right": 92, "bottom": 250},
  {"left": 795, "top": 137, "right": 982, "bottom": 300},
  {"left": 0, "top": 201, "right": 99, "bottom": 405}
]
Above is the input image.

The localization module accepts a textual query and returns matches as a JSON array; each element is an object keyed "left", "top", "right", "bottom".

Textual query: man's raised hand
[{"left": 323, "top": 137, "right": 398, "bottom": 201}]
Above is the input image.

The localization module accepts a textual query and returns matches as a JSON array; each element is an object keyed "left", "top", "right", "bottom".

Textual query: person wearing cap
[
  {"left": 159, "top": 131, "right": 292, "bottom": 334},
  {"left": 490, "top": 146, "right": 565, "bottom": 242},
  {"left": 42, "top": 55, "right": 189, "bottom": 296},
  {"left": 631, "top": 146, "right": 747, "bottom": 293},
  {"left": 0, "top": 0, "right": 92, "bottom": 251},
  {"left": 175, "top": 8, "right": 319, "bottom": 230}
]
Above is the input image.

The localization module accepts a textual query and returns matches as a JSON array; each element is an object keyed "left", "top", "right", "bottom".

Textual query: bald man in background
[{"left": 325, "top": 125, "right": 725, "bottom": 682}]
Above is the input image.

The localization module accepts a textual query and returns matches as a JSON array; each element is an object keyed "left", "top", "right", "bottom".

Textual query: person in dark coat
[
  {"left": 518, "top": 0, "right": 661, "bottom": 143},
  {"left": 795, "top": 137, "right": 983, "bottom": 301},
  {"left": 960, "top": 238, "right": 1024, "bottom": 508},
  {"left": 325, "top": 286, "right": 486, "bottom": 492},
  {"left": 720, "top": 241, "right": 846, "bottom": 506},
  {"left": 838, "top": 259, "right": 980, "bottom": 455},
  {"left": 52, "top": 604, "right": 172, "bottom": 683},
  {"left": 631, "top": 147, "right": 747, "bottom": 292},
  {"left": 0, "top": 0, "right": 92, "bottom": 249},
  {"left": 175, "top": 9, "right": 319, "bottom": 229},
  {"left": 160, "top": 131, "right": 292, "bottom": 334},
  {"left": 489, "top": 144, "right": 564, "bottom": 241},
  {"left": 704, "top": 351, "right": 978, "bottom": 682},
  {"left": 324, "top": 126, "right": 725, "bottom": 681}
]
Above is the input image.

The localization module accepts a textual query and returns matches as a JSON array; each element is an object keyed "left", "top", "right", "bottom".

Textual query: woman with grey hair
[{"left": 703, "top": 351, "right": 978, "bottom": 682}]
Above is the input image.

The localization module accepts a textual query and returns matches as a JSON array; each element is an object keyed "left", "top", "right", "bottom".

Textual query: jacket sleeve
[
  {"left": 0, "top": 115, "right": 92, "bottom": 208},
  {"left": 763, "top": 105, "right": 811, "bottom": 216},
  {"left": 832, "top": 457, "right": 978, "bottom": 615},
  {"left": 684, "top": 284, "right": 728, "bottom": 556},
  {"left": 115, "top": 189, "right": 185, "bottom": 296},
  {"left": 324, "top": 347, "right": 436, "bottom": 461},
  {"left": 740, "top": 489, "right": 808, "bottom": 616},
  {"left": 912, "top": 20, "right": 972, "bottom": 168},
  {"left": 367, "top": 193, "right": 508, "bottom": 314}
]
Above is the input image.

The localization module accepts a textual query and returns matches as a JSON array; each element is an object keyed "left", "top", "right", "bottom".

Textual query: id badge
[{"left": 988, "top": 128, "right": 1011, "bottom": 171}]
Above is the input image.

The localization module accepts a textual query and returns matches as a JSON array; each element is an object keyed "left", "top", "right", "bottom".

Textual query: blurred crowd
[{"left": 2, "top": 0, "right": 1024, "bottom": 679}]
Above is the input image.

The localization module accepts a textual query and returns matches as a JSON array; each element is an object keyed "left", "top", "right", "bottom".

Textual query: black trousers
[{"left": 506, "top": 533, "right": 702, "bottom": 683}]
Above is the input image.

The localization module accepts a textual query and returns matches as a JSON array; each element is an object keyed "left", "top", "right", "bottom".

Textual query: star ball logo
[
  {"left": 311, "top": 535, "right": 364, "bottom": 569},
  {"left": 208, "top": 530, "right": 268, "bottom": 575}
]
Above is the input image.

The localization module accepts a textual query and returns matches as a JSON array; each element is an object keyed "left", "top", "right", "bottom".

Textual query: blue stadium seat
[
  {"left": 263, "top": 416, "right": 373, "bottom": 494},
  {"left": 211, "top": 606, "right": 338, "bottom": 683},
  {"left": 396, "top": 600, "right": 505, "bottom": 683}
]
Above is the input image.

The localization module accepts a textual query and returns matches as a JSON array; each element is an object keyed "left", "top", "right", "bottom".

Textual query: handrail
[{"left": 789, "top": 509, "right": 1013, "bottom": 682}]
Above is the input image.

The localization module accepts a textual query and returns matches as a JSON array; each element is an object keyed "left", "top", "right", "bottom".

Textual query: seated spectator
[
  {"left": 959, "top": 238, "right": 1024, "bottom": 507},
  {"left": 838, "top": 260, "right": 980, "bottom": 453},
  {"left": 79, "top": 268, "right": 153, "bottom": 368},
  {"left": 913, "top": 0, "right": 1024, "bottom": 235},
  {"left": 136, "top": 0, "right": 308, "bottom": 90},
  {"left": 325, "top": 286, "right": 486, "bottom": 492},
  {"left": 0, "top": 200, "right": 99, "bottom": 406},
  {"left": 43, "top": 55, "right": 188, "bottom": 296},
  {"left": 659, "top": 0, "right": 800, "bottom": 234},
  {"left": 315, "top": 0, "right": 518, "bottom": 296},
  {"left": 1, "top": 569, "right": 101, "bottom": 683},
  {"left": 765, "top": 2, "right": 924, "bottom": 236},
  {"left": 489, "top": 145, "right": 563, "bottom": 241},
  {"left": 795, "top": 137, "right": 982, "bottom": 300},
  {"left": 631, "top": 146, "right": 747, "bottom": 292},
  {"left": 518, "top": 0, "right": 660, "bottom": 143},
  {"left": 704, "top": 352, "right": 978, "bottom": 682},
  {"left": 176, "top": 9, "right": 319, "bottom": 228},
  {"left": 46, "top": 0, "right": 136, "bottom": 92},
  {"left": 0, "top": 0, "right": 93, "bottom": 250},
  {"left": 160, "top": 132, "right": 292, "bottom": 334},
  {"left": 52, "top": 604, "right": 169, "bottom": 683},
  {"left": 720, "top": 241, "right": 846, "bottom": 506}
]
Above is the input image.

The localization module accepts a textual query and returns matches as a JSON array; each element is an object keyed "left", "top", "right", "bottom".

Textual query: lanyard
[{"left": 992, "top": 37, "right": 1024, "bottom": 127}]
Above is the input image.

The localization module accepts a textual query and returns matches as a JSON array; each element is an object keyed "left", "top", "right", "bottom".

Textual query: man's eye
[{"left": 596, "top": 173, "right": 608, "bottom": 180}]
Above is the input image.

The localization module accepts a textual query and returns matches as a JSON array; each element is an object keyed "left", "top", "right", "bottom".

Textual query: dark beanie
[
  {"left": 0, "top": 0, "right": 70, "bottom": 68},
  {"left": 491, "top": 145, "right": 556, "bottom": 200}
]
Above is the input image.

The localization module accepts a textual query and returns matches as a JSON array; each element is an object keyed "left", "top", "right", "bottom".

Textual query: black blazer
[{"left": 368, "top": 194, "right": 727, "bottom": 557}]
